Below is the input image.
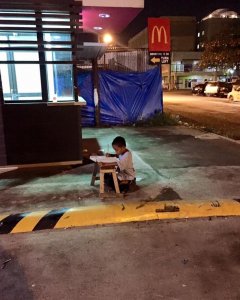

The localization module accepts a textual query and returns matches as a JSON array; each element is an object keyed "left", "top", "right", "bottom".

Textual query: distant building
[
  {"left": 129, "top": 16, "right": 215, "bottom": 89},
  {"left": 128, "top": 10, "right": 240, "bottom": 89},
  {"left": 197, "top": 8, "right": 240, "bottom": 50}
]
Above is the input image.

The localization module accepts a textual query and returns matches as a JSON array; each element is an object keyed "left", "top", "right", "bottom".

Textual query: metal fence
[{"left": 98, "top": 48, "right": 153, "bottom": 72}]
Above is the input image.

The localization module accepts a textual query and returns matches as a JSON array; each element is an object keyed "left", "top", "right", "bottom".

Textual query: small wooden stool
[{"left": 91, "top": 163, "right": 123, "bottom": 198}]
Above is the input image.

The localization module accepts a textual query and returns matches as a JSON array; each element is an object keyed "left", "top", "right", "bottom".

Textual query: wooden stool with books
[{"left": 90, "top": 156, "right": 123, "bottom": 198}]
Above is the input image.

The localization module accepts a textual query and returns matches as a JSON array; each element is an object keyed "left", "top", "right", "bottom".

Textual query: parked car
[
  {"left": 204, "top": 82, "right": 232, "bottom": 98},
  {"left": 227, "top": 85, "right": 240, "bottom": 102},
  {"left": 192, "top": 82, "right": 208, "bottom": 96}
]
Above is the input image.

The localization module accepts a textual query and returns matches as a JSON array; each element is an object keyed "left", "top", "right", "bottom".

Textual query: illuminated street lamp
[{"left": 103, "top": 33, "right": 113, "bottom": 44}]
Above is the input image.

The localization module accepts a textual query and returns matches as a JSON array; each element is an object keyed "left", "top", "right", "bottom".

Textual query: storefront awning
[{"left": 77, "top": 42, "right": 106, "bottom": 60}]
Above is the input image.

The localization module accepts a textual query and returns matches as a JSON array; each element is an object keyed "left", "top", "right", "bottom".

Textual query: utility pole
[{"left": 159, "top": 63, "right": 164, "bottom": 114}]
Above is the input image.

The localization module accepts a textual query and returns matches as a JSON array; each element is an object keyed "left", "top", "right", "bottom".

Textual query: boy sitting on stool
[{"left": 106, "top": 136, "right": 136, "bottom": 193}]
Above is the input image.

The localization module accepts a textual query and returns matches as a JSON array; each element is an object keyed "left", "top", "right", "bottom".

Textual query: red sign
[{"left": 148, "top": 18, "right": 171, "bottom": 52}]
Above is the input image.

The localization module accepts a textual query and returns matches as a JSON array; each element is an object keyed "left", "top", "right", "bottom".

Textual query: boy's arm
[{"left": 117, "top": 152, "right": 131, "bottom": 171}]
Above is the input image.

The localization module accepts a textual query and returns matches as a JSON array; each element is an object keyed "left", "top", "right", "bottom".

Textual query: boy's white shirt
[{"left": 117, "top": 150, "right": 135, "bottom": 181}]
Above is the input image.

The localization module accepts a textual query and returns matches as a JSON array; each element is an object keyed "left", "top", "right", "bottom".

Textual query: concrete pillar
[{"left": 167, "top": 63, "right": 171, "bottom": 90}]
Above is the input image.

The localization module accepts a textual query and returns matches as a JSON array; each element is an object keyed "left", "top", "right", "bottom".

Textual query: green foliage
[
  {"left": 135, "top": 112, "right": 178, "bottom": 127},
  {"left": 199, "top": 36, "right": 240, "bottom": 71}
]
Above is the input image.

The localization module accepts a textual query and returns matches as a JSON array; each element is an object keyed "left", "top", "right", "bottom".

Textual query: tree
[{"left": 199, "top": 36, "right": 240, "bottom": 76}]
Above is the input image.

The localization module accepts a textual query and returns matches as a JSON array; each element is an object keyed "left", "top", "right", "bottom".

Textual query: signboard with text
[
  {"left": 148, "top": 18, "right": 171, "bottom": 65},
  {"left": 149, "top": 52, "right": 171, "bottom": 65}
]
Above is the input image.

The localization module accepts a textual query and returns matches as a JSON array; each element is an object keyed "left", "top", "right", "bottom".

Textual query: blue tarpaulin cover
[
  {"left": 99, "top": 68, "right": 162, "bottom": 125},
  {"left": 78, "top": 67, "right": 162, "bottom": 126},
  {"left": 78, "top": 72, "right": 95, "bottom": 126}
]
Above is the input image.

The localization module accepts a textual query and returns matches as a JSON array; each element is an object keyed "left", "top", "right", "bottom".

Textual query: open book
[{"left": 90, "top": 156, "right": 118, "bottom": 164}]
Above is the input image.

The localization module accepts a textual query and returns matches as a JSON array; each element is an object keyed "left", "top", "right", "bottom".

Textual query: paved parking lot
[
  {"left": 1, "top": 217, "right": 240, "bottom": 300},
  {"left": 164, "top": 91, "right": 240, "bottom": 139}
]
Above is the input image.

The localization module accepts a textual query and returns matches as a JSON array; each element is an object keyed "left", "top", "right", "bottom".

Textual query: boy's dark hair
[{"left": 112, "top": 136, "right": 126, "bottom": 147}]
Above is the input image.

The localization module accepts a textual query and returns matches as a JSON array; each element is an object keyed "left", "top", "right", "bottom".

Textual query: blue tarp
[
  {"left": 99, "top": 68, "right": 162, "bottom": 125},
  {"left": 77, "top": 72, "right": 95, "bottom": 127},
  {"left": 78, "top": 67, "right": 162, "bottom": 126}
]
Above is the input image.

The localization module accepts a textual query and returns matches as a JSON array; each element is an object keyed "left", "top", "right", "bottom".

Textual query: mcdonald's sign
[{"left": 148, "top": 18, "right": 171, "bottom": 52}]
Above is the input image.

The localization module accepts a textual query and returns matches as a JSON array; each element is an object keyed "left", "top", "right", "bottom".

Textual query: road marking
[
  {"left": 33, "top": 208, "right": 69, "bottom": 231},
  {"left": 0, "top": 213, "right": 29, "bottom": 234},
  {"left": 11, "top": 210, "right": 50, "bottom": 234},
  {"left": 0, "top": 200, "right": 239, "bottom": 235}
]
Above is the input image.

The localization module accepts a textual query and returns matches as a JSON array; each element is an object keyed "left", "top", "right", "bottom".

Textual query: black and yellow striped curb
[{"left": 0, "top": 199, "right": 240, "bottom": 235}]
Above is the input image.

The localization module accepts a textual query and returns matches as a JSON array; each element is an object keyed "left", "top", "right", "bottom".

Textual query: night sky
[{"left": 121, "top": 0, "right": 240, "bottom": 42}]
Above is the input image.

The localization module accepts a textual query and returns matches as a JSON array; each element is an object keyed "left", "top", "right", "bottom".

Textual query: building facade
[
  {"left": 0, "top": 0, "right": 144, "bottom": 166},
  {"left": 128, "top": 16, "right": 212, "bottom": 89},
  {"left": 128, "top": 10, "right": 240, "bottom": 89},
  {"left": 197, "top": 8, "right": 240, "bottom": 50}
]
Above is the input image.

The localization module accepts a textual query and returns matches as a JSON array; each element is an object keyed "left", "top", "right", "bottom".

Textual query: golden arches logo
[{"left": 151, "top": 26, "right": 168, "bottom": 44}]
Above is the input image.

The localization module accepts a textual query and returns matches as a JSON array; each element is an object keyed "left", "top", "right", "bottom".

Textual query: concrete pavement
[
  {"left": 0, "top": 126, "right": 240, "bottom": 216},
  {"left": 1, "top": 125, "right": 240, "bottom": 300},
  {"left": 0, "top": 217, "right": 240, "bottom": 300}
]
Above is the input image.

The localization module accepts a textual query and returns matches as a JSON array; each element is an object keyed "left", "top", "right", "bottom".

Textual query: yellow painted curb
[
  {"left": 11, "top": 210, "right": 50, "bottom": 234},
  {"left": 0, "top": 199, "right": 240, "bottom": 234},
  {"left": 56, "top": 200, "right": 240, "bottom": 230},
  {"left": 55, "top": 203, "right": 159, "bottom": 229}
]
